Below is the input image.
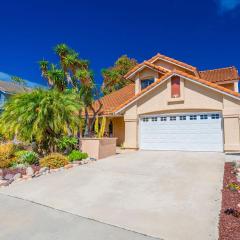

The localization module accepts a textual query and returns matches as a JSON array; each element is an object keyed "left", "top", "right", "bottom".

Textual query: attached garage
[{"left": 140, "top": 112, "right": 223, "bottom": 152}]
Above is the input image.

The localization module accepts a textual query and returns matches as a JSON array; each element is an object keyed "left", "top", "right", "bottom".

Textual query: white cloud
[{"left": 216, "top": 0, "right": 240, "bottom": 13}]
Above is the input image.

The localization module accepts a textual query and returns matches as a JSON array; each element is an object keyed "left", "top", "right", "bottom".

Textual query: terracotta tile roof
[
  {"left": 173, "top": 69, "right": 240, "bottom": 97},
  {"left": 148, "top": 53, "right": 197, "bottom": 71},
  {"left": 114, "top": 70, "right": 240, "bottom": 114},
  {"left": 199, "top": 66, "right": 240, "bottom": 83},
  {"left": 0, "top": 80, "right": 30, "bottom": 94},
  {"left": 124, "top": 61, "right": 169, "bottom": 79},
  {"left": 92, "top": 83, "right": 135, "bottom": 115}
]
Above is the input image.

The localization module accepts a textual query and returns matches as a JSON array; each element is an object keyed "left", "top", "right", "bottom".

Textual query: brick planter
[{"left": 80, "top": 138, "right": 117, "bottom": 160}]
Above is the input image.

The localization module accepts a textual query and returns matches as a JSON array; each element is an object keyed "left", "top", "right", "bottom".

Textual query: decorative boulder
[
  {"left": 26, "top": 167, "right": 34, "bottom": 176},
  {"left": 4, "top": 174, "right": 14, "bottom": 180},
  {"left": 13, "top": 173, "right": 22, "bottom": 180}
]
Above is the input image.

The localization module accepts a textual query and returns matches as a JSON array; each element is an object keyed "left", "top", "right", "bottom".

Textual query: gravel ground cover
[{"left": 219, "top": 162, "right": 240, "bottom": 240}]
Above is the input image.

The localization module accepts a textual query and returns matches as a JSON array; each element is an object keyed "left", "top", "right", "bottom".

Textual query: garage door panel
[{"left": 140, "top": 113, "right": 223, "bottom": 152}]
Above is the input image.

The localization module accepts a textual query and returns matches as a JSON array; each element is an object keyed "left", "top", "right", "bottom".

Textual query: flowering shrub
[
  {"left": 227, "top": 182, "right": 240, "bottom": 192},
  {"left": 0, "top": 142, "right": 17, "bottom": 168}
]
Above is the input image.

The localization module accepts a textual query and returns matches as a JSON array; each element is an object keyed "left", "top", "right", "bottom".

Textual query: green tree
[
  {"left": 0, "top": 89, "right": 82, "bottom": 154},
  {"left": 39, "top": 44, "right": 102, "bottom": 136},
  {"left": 101, "top": 55, "right": 138, "bottom": 95}
]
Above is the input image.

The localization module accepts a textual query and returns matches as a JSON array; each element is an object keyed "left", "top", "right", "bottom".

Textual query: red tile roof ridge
[
  {"left": 148, "top": 53, "right": 197, "bottom": 71},
  {"left": 199, "top": 66, "right": 237, "bottom": 72},
  {"left": 124, "top": 61, "right": 169, "bottom": 79}
]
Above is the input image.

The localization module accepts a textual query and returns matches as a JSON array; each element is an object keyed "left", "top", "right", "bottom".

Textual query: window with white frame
[
  {"left": 190, "top": 115, "right": 197, "bottom": 120},
  {"left": 211, "top": 114, "right": 220, "bottom": 119},
  {"left": 170, "top": 116, "right": 176, "bottom": 121},
  {"left": 179, "top": 116, "right": 186, "bottom": 120},
  {"left": 142, "top": 117, "right": 149, "bottom": 122},
  {"left": 151, "top": 117, "right": 158, "bottom": 122},
  {"left": 160, "top": 117, "right": 167, "bottom": 121},
  {"left": 200, "top": 114, "right": 208, "bottom": 120}
]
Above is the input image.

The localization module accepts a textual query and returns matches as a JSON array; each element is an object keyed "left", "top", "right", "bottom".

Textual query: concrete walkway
[
  {"left": 0, "top": 194, "right": 156, "bottom": 240},
  {"left": 0, "top": 151, "right": 225, "bottom": 240}
]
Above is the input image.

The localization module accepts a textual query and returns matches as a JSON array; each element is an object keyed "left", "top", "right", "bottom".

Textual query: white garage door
[{"left": 140, "top": 113, "right": 223, "bottom": 152}]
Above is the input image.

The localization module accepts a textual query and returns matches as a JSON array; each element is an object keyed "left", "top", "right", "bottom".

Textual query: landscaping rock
[
  {"left": 72, "top": 160, "right": 82, "bottom": 165},
  {"left": 39, "top": 167, "right": 49, "bottom": 174},
  {"left": 26, "top": 167, "right": 34, "bottom": 176},
  {"left": 4, "top": 174, "right": 14, "bottom": 181},
  {"left": 7, "top": 179, "right": 14, "bottom": 184},
  {"left": 13, "top": 173, "right": 22, "bottom": 180},
  {"left": 64, "top": 164, "right": 73, "bottom": 169},
  {"left": 0, "top": 169, "right": 3, "bottom": 180},
  {"left": 235, "top": 160, "right": 240, "bottom": 168},
  {"left": 22, "top": 175, "right": 32, "bottom": 180},
  {"left": 0, "top": 180, "right": 9, "bottom": 187}
]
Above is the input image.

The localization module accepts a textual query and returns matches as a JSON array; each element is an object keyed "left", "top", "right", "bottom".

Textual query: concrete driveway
[{"left": 0, "top": 151, "right": 225, "bottom": 240}]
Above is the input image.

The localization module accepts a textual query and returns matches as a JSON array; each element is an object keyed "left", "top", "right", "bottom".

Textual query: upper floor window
[
  {"left": 141, "top": 78, "right": 154, "bottom": 90},
  {"left": 171, "top": 76, "right": 180, "bottom": 98}
]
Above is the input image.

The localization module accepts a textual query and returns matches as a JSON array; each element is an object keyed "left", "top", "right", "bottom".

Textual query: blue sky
[{"left": 0, "top": 0, "right": 240, "bottom": 87}]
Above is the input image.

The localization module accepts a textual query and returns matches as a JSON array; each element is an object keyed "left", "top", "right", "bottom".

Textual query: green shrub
[
  {"left": 0, "top": 142, "right": 17, "bottom": 168},
  {"left": 14, "top": 150, "right": 29, "bottom": 158},
  {"left": 21, "top": 151, "right": 38, "bottom": 165},
  {"left": 40, "top": 153, "right": 69, "bottom": 169},
  {"left": 57, "top": 136, "right": 78, "bottom": 153},
  {"left": 68, "top": 150, "right": 88, "bottom": 162},
  {"left": 14, "top": 150, "right": 38, "bottom": 165}
]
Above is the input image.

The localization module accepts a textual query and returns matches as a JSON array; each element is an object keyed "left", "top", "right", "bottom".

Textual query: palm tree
[
  {"left": 47, "top": 64, "right": 67, "bottom": 91},
  {"left": 0, "top": 89, "right": 83, "bottom": 153},
  {"left": 40, "top": 43, "right": 103, "bottom": 137}
]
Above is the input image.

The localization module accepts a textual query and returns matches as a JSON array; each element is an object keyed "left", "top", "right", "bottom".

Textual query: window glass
[
  {"left": 180, "top": 116, "right": 186, "bottom": 120},
  {"left": 141, "top": 78, "right": 154, "bottom": 90},
  {"left": 160, "top": 117, "right": 167, "bottom": 121},
  {"left": 142, "top": 117, "right": 149, "bottom": 122},
  {"left": 211, "top": 114, "right": 220, "bottom": 119},
  {"left": 170, "top": 116, "right": 176, "bottom": 121},
  {"left": 151, "top": 117, "right": 157, "bottom": 122},
  {"left": 200, "top": 114, "right": 208, "bottom": 120},
  {"left": 190, "top": 115, "right": 197, "bottom": 120}
]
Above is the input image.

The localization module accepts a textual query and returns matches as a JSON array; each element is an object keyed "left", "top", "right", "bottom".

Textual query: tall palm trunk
[{"left": 84, "top": 107, "right": 89, "bottom": 137}]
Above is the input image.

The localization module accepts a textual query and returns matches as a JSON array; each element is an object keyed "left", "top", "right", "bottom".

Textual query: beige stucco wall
[
  {"left": 81, "top": 138, "right": 117, "bottom": 159},
  {"left": 112, "top": 117, "right": 125, "bottom": 146},
  {"left": 123, "top": 76, "right": 240, "bottom": 152}
]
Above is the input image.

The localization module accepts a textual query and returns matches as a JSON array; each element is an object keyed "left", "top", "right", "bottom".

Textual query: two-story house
[{"left": 93, "top": 53, "right": 240, "bottom": 152}]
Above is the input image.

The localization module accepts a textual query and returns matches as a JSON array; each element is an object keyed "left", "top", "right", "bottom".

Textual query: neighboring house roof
[
  {"left": 198, "top": 66, "right": 239, "bottom": 83},
  {"left": 0, "top": 80, "right": 30, "bottom": 94},
  {"left": 91, "top": 83, "right": 135, "bottom": 115},
  {"left": 0, "top": 72, "right": 45, "bottom": 88}
]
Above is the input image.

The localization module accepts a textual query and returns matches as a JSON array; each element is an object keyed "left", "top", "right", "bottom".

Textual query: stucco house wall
[{"left": 123, "top": 73, "right": 240, "bottom": 152}]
